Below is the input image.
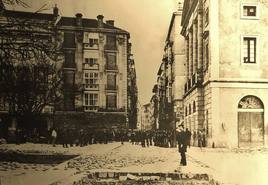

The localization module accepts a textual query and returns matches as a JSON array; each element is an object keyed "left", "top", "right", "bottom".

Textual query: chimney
[
  {"left": 106, "top": 20, "right": 114, "bottom": 27},
  {"left": 177, "top": 2, "right": 183, "bottom": 13},
  {"left": 97, "top": 15, "right": 104, "bottom": 28},
  {"left": 75, "top": 13, "right": 83, "bottom": 26},
  {"left": 53, "top": 4, "right": 59, "bottom": 17}
]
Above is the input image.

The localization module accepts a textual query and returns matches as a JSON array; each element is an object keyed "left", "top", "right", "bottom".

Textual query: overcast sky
[{"left": 9, "top": 0, "right": 179, "bottom": 105}]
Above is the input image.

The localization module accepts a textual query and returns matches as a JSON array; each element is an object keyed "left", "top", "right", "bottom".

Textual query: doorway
[{"left": 238, "top": 95, "right": 264, "bottom": 147}]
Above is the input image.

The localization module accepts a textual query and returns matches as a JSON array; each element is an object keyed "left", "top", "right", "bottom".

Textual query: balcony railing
[
  {"left": 84, "top": 105, "right": 99, "bottom": 112},
  {"left": 184, "top": 70, "right": 204, "bottom": 95},
  {"left": 105, "top": 85, "right": 118, "bottom": 91},
  {"left": 83, "top": 43, "right": 99, "bottom": 50},
  {"left": 104, "top": 44, "right": 117, "bottom": 51},
  {"left": 105, "top": 64, "right": 118, "bottom": 71},
  {"left": 84, "top": 84, "right": 99, "bottom": 90},
  {"left": 83, "top": 63, "right": 99, "bottom": 70},
  {"left": 98, "top": 107, "right": 125, "bottom": 112},
  {"left": 63, "top": 62, "right": 76, "bottom": 68}
]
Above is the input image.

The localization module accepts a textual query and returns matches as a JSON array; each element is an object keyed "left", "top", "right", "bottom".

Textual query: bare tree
[{"left": 0, "top": 2, "right": 63, "bottom": 129}]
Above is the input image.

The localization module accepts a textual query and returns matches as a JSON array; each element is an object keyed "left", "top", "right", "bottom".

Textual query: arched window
[
  {"left": 238, "top": 95, "right": 264, "bottom": 109},
  {"left": 185, "top": 107, "right": 188, "bottom": 116},
  {"left": 193, "top": 101, "right": 196, "bottom": 112}
]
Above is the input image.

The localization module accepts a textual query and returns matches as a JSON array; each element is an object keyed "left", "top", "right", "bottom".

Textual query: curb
[{"left": 71, "top": 172, "right": 222, "bottom": 185}]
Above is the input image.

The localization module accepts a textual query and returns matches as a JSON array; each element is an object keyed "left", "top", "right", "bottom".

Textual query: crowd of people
[
  {"left": 46, "top": 127, "right": 207, "bottom": 150},
  {"left": 0, "top": 118, "right": 208, "bottom": 166}
]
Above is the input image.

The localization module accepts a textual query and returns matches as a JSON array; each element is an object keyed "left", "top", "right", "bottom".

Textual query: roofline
[
  {"left": 2, "top": 9, "right": 129, "bottom": 35},
  {"left": 180, "top": 0, "right": 198, "bottom": 36},
  {"left": 58, "top": 26, "right": 129, "bottom": 35},
  {"left": 3, "top": 9, "right": 54, "bottom": 18},
  {"left": 165, "top": 12, "right": 180, "bottom": 42}
]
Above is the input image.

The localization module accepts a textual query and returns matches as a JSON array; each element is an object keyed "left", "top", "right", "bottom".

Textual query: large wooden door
[
  {"left": 238, "top": 112, "right": 264, "bottom": 147},
  {"left": 238, "top": 112, "right": 251, "bottom": 146},
  {"left": 238, "top": 96, "right": 264, "bottom": 147},
  {"left": 250, "top": 112, "right": 264, "bottom": 144}
]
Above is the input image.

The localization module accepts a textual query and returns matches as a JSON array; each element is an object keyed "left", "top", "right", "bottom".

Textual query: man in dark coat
[
  {"left": 177, "top": 125, "right": 187, "bottom": 166},
  {"left": 185, "top": 128, "right": 192, "bottom": 148}
]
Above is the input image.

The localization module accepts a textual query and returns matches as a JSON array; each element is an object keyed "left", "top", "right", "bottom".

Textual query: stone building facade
[
  {"left": 154, "top": 2, "right": 185, "bottom": 131},
  {"left": 181, "top": 0, "right": 268, "bottom": 148},
  {"left": 141, "top": 103, "right": 155, "bottom": 131}
]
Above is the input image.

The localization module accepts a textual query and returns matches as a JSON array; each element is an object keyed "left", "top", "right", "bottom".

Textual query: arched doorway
[{"left": 238, "top": 95, "right": 264, "bottom": 147}]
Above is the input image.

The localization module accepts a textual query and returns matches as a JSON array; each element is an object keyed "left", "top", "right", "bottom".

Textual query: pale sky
[{"left": 9, "top": 0, "right": 179, "bottom": 105}]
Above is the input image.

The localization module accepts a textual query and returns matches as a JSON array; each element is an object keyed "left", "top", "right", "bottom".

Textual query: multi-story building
[
  {"left": 127, "top": 43, "right": 138, "bottom": 129},
  {"left": 165, "top": 2, "right": 186, "bottom": 127},
  {"left": 56, "top": 9, "right": 135, "bottom": 130},
  {"left": 154, "top": 2, "right": 185, "bottom": 131},
  {"left": 141, "top": 103, "right": 155, "bottom": 131},
  {"left": 0, "top": 5, "right": 137, "bottom": 132},
  {"left": 181, "top": 0, "right": 268, "bottom": 148}
]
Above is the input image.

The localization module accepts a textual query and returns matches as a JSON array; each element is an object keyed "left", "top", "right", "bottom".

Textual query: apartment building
[
  {"left": 181, "top": 0, "right": 268, "bottom": 148},
  {"left": 0, "top": 6, "right": 137, "bottom": 131},
  {"left": 141, "top": 103, "right": 155, "bottom": 131},
  {"left": 154, "top": 2, "right": 185, "bottom": 131}
]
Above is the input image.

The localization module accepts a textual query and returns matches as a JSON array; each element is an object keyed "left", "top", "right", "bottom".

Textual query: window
[
  {"left": 64, "top": 52, "right": 75, "bottom": 68},
  {"left": 0, "top": 97, "right": 8, "bottom": 111},
  {"left": 84, "top": 72, "right": 98, "bottom": 85},
  {"left": 193, "top": 101, "right": 196, "bottom": 113},
  {"left": 63, "top": 32, "right": 75, "bottom": 48},
  {"left": 185, "top": 107, "right": 188, "bottom": 116},
  {"left": 107, "top": 74, "right": 116, "bottom": 90},
  {"left": 106, "top": 95, "right": 117, "bottom": 108},
  {"left": 106, "top": 53, "right": 117, "bottom": 70},
  {"left": 89, "top": 38, "right": 98, "bottom": 47},
  {"left": 84, "top": 93, "right": 98, "bottom": 106},
  {"left": 85, "top": 58, "right": 98, "bottom": 66},
  {"left": 243, "top": 37, "right": 256, "bottom": 64},
  {"left": 241, "top": 3, "right": 258, "bottom": 19},
  {"left": 189, "top": 104, "right": 191, "bottom": 115},
  {"left": 204, "top": 8, "right": 209, "bottom": 26},
  {"left": 204, "top": 39, "right": 209, "bottom": 71},
  {"left": 105, "top": 35, "right": 117, "bottom": 50},
  {"left": 106, "top": 35, "right": 116, "bottom": 46},
  {"left": 243, "top": 6, "right": 256, "bottom": 17}
]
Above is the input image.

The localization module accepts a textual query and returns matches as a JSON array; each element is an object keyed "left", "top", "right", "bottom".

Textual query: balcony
[
  {"left": 162, "top": 53, "right": 168, "bottom": 61},
  {"left": 104, "top": 44, "right": 117, "bottom": 51},
  {"left": 105, "top": 64, "right": 118, "bottom": 72},
  {"left": 84, "top": 84, "right": 99, "bottom": 91},
  {"left": 84, "top": 105, "right": 99, "bottom": 112},
  {"left": 105, "top": 85, "right": 118, "bottom": 91},
  {"left": 83, "top": 63, "right": 99, "bottom": 70},
  {"left": 184, "top": 70, "right": 204, "bottom": 95},
  {"left": 98, "top": 107, "right": 125, "bottom": 112},
  {"left": 192, "top": 73, "right": 196, "bottom": 85},
  {"left": 63, "top": 61, "right": 76, "bottom": 69},
  {"left": 83, "top": 43, "right": 98, "bottom": 50}
]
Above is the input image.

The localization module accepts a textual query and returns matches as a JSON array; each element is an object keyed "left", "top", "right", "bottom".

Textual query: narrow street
[{"left": 1, "top": 143, "right": 268, "bottom": 185}]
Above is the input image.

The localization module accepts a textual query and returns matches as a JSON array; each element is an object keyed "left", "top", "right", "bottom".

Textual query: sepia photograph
[{"left": 0, "top": 0, "right": 268, "bottom": 184}]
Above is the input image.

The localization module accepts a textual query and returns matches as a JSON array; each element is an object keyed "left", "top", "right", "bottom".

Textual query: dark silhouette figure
[
  {"left": 177, "top": 126, "right": 187, "bottom": 166},
  {"left": 185, "top": 128, "right": 192, "bottom": 148}
]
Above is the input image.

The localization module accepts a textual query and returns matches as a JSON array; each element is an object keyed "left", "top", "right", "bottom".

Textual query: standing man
[
  {"left": 185, "top": 128, "right": 192, "bottom": 148},
  {"left": 198, "top": 129, "right": 203, "bottom": 150},
  {"left": 51, "top": 128, "right": 57, "bottom": 147},
  {"left": 177, "top": 125, "right": 187, "bottom": 166}
]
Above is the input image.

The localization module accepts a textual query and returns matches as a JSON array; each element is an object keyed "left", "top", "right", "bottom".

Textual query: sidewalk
[{"left": 186, "top": 147, "right": 268, "bottom": 185}]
